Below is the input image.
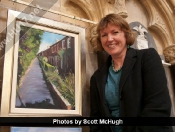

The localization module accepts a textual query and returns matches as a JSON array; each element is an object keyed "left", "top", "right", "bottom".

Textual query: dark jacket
[{"left": 90, "top": 48, "right": 173, "bottom": 132}]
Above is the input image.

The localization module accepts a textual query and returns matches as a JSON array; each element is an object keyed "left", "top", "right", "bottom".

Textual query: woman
[{"left": 90, "top": 13, "right": 172, "bottom": 132}]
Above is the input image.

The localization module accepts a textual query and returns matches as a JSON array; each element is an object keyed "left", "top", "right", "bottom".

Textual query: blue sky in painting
[
  {"left": 38, "top": 31, "right": 65, "bottom": 53},
  {"left": 11, "top": 127, "right": 82, "bottom": 132}
]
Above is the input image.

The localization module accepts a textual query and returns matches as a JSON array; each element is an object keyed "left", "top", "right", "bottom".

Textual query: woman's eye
[
  {"left": 114, "top": 31, "right": 119, "bottom": 34},
  {"left": 101, "top": 34, "right": 106, "bottom": 37}
]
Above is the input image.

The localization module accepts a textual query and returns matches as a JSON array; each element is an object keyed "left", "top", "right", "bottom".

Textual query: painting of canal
[
  {"left": 11, "top": 127, "right": 82, "bottom": 132},
  {"left": 15, "top": 25, "right": 76, "bottom": 110}
]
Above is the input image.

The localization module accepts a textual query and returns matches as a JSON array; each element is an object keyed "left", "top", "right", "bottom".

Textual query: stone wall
[{"left": 0, "top": 0, "right": 175, "bottom": 131}]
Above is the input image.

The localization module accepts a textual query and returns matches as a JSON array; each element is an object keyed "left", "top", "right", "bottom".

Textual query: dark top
[{"left": 90, "top": 48, "right": 173, "bottom": 132}]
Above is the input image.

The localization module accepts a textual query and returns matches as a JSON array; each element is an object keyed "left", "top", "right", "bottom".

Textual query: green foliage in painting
[
  {"left": 18, "top": 26, "right": 44, "bottom": 85},
  {"left": 47, "top": 71, "right": 75, "bottom": 109},
  {"left": 39, "top": 56, "right": 55, "bottom": 72},
  {"left": 39, "top": 56, "right": 75, "bottom": 109},
  {"left": 58, "top": 49, "right": 65, "bottom": 59}
]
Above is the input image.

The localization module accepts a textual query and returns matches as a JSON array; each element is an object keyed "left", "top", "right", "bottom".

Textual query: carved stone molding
[
  {"left": 68, "top": 0, "right": 97, "bottom": 21},
  {"left": 155, "top": 11, "right": 166, "bottom": 29},
  {"left": 107, "top": 0, "right": 115, "bottom": 4},
  {"left": 140, "top": 0, "right": 173, "bottom": 46},
  {"left": 90, "top": 25, "right": 98, "bottom": 52},
  {"left": 90, "top": 25, "right": 104, "bottom": 52},
  {"left": 163, "top": 44, "right": 175, "bottom": 65},
  {"left": 133, "top": 25, "right": 149, "bottom": 50},
  {"left": 114, "top": 0, "right": 128, "bottom": 18},
  {"left": 155, "top": 11, "right": 169, "bottom": 38},
  {"left": 149, "top": 10, "right": 171, "bottom": 47}
]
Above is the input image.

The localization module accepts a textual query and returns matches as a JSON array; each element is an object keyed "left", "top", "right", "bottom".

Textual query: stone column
[{"left": 163, "top": 44, "right": 175, "bottom": 116}]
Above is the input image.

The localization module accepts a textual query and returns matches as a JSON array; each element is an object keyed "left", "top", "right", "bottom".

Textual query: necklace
[{"left": 112, "top": 60, "right": 122, "bottom": 73}]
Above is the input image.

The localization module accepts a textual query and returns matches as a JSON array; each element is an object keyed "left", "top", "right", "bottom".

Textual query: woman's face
[{"left": 100, "top": 23, "right": 127, "bottom": 58}]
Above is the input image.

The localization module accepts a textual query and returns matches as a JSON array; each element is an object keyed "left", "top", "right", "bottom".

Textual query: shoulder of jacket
[
  {"left": 94, "top": 69, "right": 101, "bottom": 75},
  {"left": 91, "top": 55, "right": 111, "bottom": 77},
  {"left": 135, "top": 48, "right": 157, "bottom": 55},
  {"left": 91, "top": 69, "right": 100, "bottom": 79}
]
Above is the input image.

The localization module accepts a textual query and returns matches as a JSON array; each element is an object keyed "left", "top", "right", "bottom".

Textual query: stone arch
[
  {"left": 68, "top": 0, "right": 98, "bottom": 21},
  {"left": 89, "top": 0, "right": 175, "bottom": 54},
  {"left": 139, "top": 0, "right": 174, "bottom": 47}
]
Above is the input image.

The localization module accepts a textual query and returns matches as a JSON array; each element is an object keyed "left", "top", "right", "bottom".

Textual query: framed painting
[
  {"left": 0, "top": 9, "right": 85, "bottom": 116},
  {"left": 10, "top": 127, "right": 82, "bottom": 132}
]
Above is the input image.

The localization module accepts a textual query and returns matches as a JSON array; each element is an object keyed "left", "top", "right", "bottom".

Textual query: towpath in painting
[{"left": 16, "top": 57, "right": 56, "bottom": 109}]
